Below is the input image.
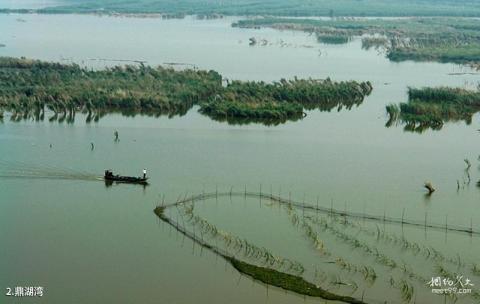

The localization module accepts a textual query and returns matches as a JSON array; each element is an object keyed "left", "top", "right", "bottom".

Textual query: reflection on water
[
  {"left": 1, "top": 106, "right": 191, "bottom": 124},
  {"left": 386, "top": 108, "right": 474, "bottom": 133},
  {"left": 204, "top": 113, "right": 302, "bottom": 126},
  {"left": 103, "top": 179, "right": 149, "bottom": 189},
  {"left": 1, "top": 96, "right": 367, "bottom": 126}
]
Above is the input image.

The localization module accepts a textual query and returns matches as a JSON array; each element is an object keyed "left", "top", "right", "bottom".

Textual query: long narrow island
[{"left": 0, "top": 57, "right": 372, "bottom": 125}]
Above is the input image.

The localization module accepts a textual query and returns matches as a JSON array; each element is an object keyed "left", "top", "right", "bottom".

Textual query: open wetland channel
[{"left": 0, "top": 10, "right": 480, "bottom": 304}]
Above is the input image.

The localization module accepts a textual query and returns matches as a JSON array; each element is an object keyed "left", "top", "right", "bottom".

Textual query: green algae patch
[{"left": 228, "top": 257, "right": 367, "bottom": 304}]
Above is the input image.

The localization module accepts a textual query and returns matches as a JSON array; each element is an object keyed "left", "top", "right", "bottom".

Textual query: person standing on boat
[{"left": 143, "top": 168, "right": 147, "bottom": 179}]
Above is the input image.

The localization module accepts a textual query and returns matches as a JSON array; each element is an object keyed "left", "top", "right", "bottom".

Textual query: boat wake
[{"left": 0, "top": 160, "right": 101, "bottom": 182}]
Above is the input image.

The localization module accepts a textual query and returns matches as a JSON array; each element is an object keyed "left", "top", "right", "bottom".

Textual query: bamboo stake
[
  {"left": 445, "top": 215, "right": 448, "bottom": 232},
  {"left": 424, "top": 212, "right": 427, "bottom": 230}
]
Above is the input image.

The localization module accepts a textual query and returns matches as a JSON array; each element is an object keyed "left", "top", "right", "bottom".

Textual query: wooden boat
[{"left": 104, "top": 170, "right": 148, "bottom": 185}]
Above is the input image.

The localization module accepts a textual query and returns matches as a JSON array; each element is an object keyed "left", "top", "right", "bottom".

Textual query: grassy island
[
  {"left": 0, "top": 57, "right": 372, "bottom": 125},
  {"left": 201, "top": 78, "right": 372, "bottom": 124},
  {"left": 386, "top": 87, "right": 480, "bottom": 132},
  {"left": 234, "top": 18, "right": 480, "bottom": 67}
]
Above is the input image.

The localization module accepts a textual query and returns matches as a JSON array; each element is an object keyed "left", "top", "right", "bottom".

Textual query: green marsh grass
[
  {"left": 386, "top": 87, "right": 480, "bottom": 131},
  {"left": 0, "top": 57, "right": 372, "bottom": 125}
]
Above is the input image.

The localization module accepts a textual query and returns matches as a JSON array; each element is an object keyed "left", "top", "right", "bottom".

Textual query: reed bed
[
  {"left": 235, "top": 18, "right": 480, "bottom": 66},
  {"left": 386, "top": 87, "right": 480, "bottom": 131},
  {"left": 0, "top": 57, "right": 372, "bottom": 125}
]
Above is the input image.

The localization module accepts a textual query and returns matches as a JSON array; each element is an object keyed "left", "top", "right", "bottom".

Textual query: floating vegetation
[
  {"left": 386, "top": 87, "right": 480, "bottom": 132},
  {"left": 0, "top": 57, "right": 372, "bottom": 125}
]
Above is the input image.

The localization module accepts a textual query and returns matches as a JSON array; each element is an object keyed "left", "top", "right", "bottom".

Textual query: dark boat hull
[{"left": 104, "top": 175, "right": 149, "bottom": 185}]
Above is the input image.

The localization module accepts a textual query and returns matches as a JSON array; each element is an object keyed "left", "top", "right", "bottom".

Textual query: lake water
[{"left": 0, "top": 13, "right": 479, "bottom": 304}]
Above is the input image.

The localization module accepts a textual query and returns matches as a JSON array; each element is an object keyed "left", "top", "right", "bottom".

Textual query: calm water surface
[{"left": 0, "top": 13, "right": 479, "bottom": 304}]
